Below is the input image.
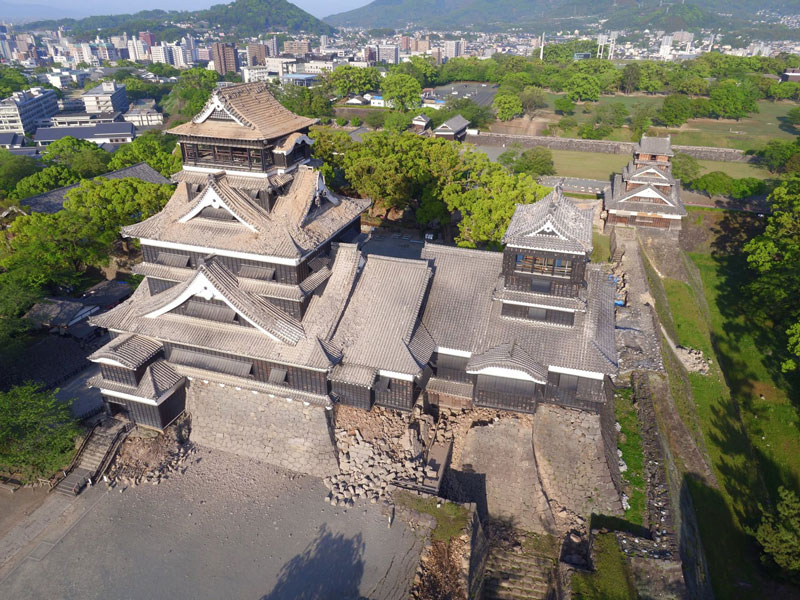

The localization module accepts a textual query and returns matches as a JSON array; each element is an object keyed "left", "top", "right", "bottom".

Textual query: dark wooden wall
[
  {"left": 500, "top": 303, "right": 575, "bottom": 326},
  {"left": 502, "top": 247, "right": 587, "bottom": 298}
]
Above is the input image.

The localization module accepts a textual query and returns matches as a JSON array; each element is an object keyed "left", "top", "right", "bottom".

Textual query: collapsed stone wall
[
  {"left": 185, "top": 381, "right": 339, "bottom": 478},
  {"left": 467, "top": 132, "right": 755, "bottom": 163},
  {"left": 532, "top": 403, "right": 623, "bottom": 517}
]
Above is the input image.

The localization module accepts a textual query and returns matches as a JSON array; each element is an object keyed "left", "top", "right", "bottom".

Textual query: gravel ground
[{"left": 2, "top": 447, "right": 427, "bottom": 600}]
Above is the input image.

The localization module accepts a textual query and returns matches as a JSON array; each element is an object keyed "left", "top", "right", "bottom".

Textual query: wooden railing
[{"left": 48, "top": 422, "right": 100, "bottom": 492}]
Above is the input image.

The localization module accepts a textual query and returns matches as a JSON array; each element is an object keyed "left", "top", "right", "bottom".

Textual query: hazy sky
[{"left": 32, "top": 0, "right": 370, "bottom": 18}]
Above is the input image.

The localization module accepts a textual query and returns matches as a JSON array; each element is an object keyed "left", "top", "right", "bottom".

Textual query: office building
[
  {"left": 211, "top": 42, "right": 240, "bottom": 76},
  {"left": 0, "top": 88, "right": 59, "bottom": 134}
]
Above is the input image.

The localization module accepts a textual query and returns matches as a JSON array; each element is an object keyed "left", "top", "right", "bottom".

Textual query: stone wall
[
  {"left": 185, "top": 381, "right": 339, "bottom": 478},
  {"left": 467, "top": 132, "right": 756, "bottom": 163},
  {"left": 460, "top": 419, "right": 556, "bottom": 533},
  {"left": 532, "top": 404, "right": 623, "bottom": 517}
]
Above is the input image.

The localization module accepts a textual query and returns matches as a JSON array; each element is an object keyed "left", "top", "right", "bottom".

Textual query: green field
[
  {"left": 571, "top": 534, "right": 637, "bottom": 600},
  {"left": 648, "top": 208, "right": 800, "bottom": 598},
  {"left": 539, "top": 93, "right": 798, "bottom": 151},
  {"left": 548, "top": 149, "right": 769, "bottom": 181}
]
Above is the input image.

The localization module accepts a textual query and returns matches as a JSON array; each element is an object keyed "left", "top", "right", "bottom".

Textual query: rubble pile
[
  {"left": 674, "top": 345, "right": 710, "bottom": 374},
  {"left": 323, "top": 428, "right": 431, "bottom": 506},
  {"left": 107, "top": 424, "right": 195, "bottom": 488}
]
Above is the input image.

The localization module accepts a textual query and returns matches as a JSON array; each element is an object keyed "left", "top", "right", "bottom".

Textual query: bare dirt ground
[
  {"left": 1, "top": 446, "right": 427, "bottom": 600},
  {"left": 488, "top": 117, "right": 549, "bottom": 136},
  {"left": 0, "top": 488, "right": 49, "bottom": 540}
]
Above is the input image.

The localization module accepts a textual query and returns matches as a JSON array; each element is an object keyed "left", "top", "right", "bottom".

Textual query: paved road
[{"left": 0, "top": 448, "right": 425, "bottom": 600}]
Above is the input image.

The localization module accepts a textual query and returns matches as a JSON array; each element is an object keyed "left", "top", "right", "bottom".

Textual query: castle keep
[{"left": 87, "top": 84, "right": 620, "bottom": 497}]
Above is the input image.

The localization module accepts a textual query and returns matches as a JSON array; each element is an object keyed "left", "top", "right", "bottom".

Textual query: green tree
[
  {"left": 788, "top": 106, "right": 800, "bottom": 127},
  {"left": 519, "top": 86, "right": 547, "bottom": 115},
  {"left": 42, "top": 137, "right": 111, "bottom": 178},
  {"left": 108, "top": 131, "right": 181, "bottom": 177},
  {"left": 671, "top": 153, "right": 701, "bottom": 184},
  {"left": 146, "top": 62, "right": 180, "bottom": 77},
  {"left": 630, "top": 102, "right": 656, "bottom": 140},
  {"left": 493, "top": 94, "right": 523, "bottom": 121},
  {"left": 364, "top": 111, "right": 387, "bottom": 129},
  {"left": 0, "top": 150, "right": 39, "bottom": 195},
  {"left": 328, "top": 65, "right": 382, "bottom": 97},
  {"left": 162, "top": 68, "right": 219, "bottom": 118},
  {"left": 12, "top": 165, "right": 80, "bottom": 200},
  {"left": 0, "top": 65, "right": 29, "bottom": 98},
  {"left": 657, "top": 94, "right": 695, "bottom": 127},
  {"left": 758, "top": 140, "right": 800, "bottom": 172},
  {"left": 757, "top": 486, "right": 800, "bottom": 576},
  {"left": 0, "top": 382, "right": 80, "bottom": 482},
  {"left": 381, "top": 73, "right": 422, "bottom": 112},
  {"left": 708, "top": 79, "right": 758, "bottom": 120},
  {"left": 383, "top": 111, "right": 412, "bottom": 132},
  {"left": 564, "top": 74, "right": 601, "bottom": 102},
  {"left": 595, "top": 102, "right": 628, "bottom": 128},
  {"left": 553, "top": 96, "right": 575, "bottom": 115},
  {"left": 744, "top": 178, "right": 800, "bottom": 371},
  {"left": 622, "top": 63, "right": 641, "bottom": 94},
  {"left": 512, "top": 147, "right": 556, "bottom": 177}
]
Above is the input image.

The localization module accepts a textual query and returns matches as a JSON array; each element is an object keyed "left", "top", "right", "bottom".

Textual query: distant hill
[
  {"left": 25, "top": 0, "right": 335, "bottom": 40},
  {"left": 0, "top": 1, "right": 83, "bottom": 22},
  {"left": 325, "top": 0, "right": 793, "bottom": 30}
]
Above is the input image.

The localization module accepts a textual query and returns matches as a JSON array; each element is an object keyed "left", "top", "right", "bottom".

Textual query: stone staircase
[
  {"left": 55, "top": 422, "right": 127, "bottom": 496},
  {"left": 483, "top": 547, "right": 557, "bottom": 600}
]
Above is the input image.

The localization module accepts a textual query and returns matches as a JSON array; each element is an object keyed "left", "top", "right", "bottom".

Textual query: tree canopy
[
  {"left": 12, "top": 165, "right": 80, "bottom": 201},
  {"left": 108, "top": 131, "right": 181, "bottom": 177},
  {"left": 381, "top": 73, "right": 422, "bottom": 112},
  {"left": 744, "top": 177, "right": 800, "bottom": 372},
  {"left": 0, "top": 382, "right": 80, "bottom": 482},
  {"left": 42, "top": 137, "right": 111, "bottom": 178},
  {"left": 757, "top": 486, "right": 800, "bottom": 578}
]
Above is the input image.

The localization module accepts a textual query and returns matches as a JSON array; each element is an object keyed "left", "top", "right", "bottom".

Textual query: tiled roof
[
  {"left": 420, "top": 243, "right": 617, "bottom": 375},
  {"left": 168, "top": 82, "right": 318, "bottom": 142},
  {"left": 123, "top": 167, "right": 369, "bottom": 259},
  {"left": 466, "top": 342, "right": 548, "bottom": 383},
  {"left": 91, "top": 243, "right": 362, "bottom": 371},
  {"left": 436, "top": 114, "right": 469, "bottom": 132},
  {"left": 274, "top": 132, "right": 312, "bottom": 153},
  {"left": 89, "top": 333, "right": 162, "bottom": 369},
  {"left": 622, "top": 162, "right": 676, "bottom": 185},
  {"left": 329, "top": 363, "right": 377, "bottom": 387},
  {"left": 89, "top": 359, "right": 183, "bottom": 401},
  {"left": 331, "top": 255, "right": 432, "bottom": 377},
  {"left": 21, "top": 163, "right": 170, "bottom": 215},
  {"left": 635, "top": 135, "right": 673, "bottom": 157},
  {"left": 34, "top": 122, "right": 134, "bottom": 143},
  {"left": 425, "top": 377, "right": 474, "bottom": 398},
  {"left": 503, "top": 188, "right": 593, "bottom": 255},
  {"left": 608, "top": 174, "right": 687, "bottom": 217},
  {"left": 172, "top": 170, "right": 293, "bottom": 192}
]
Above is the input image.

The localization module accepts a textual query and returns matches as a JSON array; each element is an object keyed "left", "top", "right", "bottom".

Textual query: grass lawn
[
  {"left": 591, "top": 232, "right": 611, "bottom": 263},
  {"left": 572, "top": 534, "right": 637, "bottom": 600},
  {"left": 551, "top": 150, "right": 628, "bottom": 180},
  {"left": 695, "top": 160, "right": 770, "bottom": 180},
  {"left": 393, "top": 492, "right": 469, "bottom": 542},
  {"left": 615, "top": 388, "right": 646, "bottom": 526},
  {"left": 539, "top": 92, "right": 798, "bottom": 150},
  {"left": 648, "top": 214, "right": 800, "bottom": 597}
]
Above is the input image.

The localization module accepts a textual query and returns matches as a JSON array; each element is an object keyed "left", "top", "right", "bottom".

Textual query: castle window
[
  {"left": 553, "top": 258, "right": 572, "bottom": 278},
  {"left": 530, "top": 279, "right": 551, "bottom": 294},
  {"left": 527, "top": 306, "right": 547, "bottom": 321}
]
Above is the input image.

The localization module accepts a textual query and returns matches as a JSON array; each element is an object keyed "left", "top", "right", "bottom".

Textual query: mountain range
[
  {"left": 25, "top": 0, "right": 335, "bottom": 39},
  {"left": 324, "top": 0, "right": 795, "bottom": 30}
]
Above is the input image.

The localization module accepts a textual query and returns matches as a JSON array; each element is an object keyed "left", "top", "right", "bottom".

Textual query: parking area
[{"left": 1, "top": 448, "right": 426, "bottom": 600}]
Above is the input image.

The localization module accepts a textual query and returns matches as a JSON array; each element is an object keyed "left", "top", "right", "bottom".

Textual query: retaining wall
[
  {"left": 467, "top": 133, "right": 755, "bottom": 163},
  {"left": 185, "top": 381, "right": 339, "bottom": 478},
  {"left": 532, "top": 403, "right": 623, "bottom": 517}
]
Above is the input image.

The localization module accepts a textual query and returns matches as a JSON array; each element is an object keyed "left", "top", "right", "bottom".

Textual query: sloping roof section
[
  {"left": 503, "top": 188, "right": 593, "bottom": 255},
  {"left": 420, "top": 243, "right": 617, "bottom": 376},
  {"left": 178, "top": 173, "right": 272, "bottom": 232},
  {"left": 123, "top": 168, "right": 369, "bottom": 259},
  {"left": 140, "top": 259, "right": 305, "bottom": 345},
  {"left": 89, "top": 334, "right": 162, "bottom": 369},
  {"left": 89, "top": 360, "right": 183, "bottom": 402},
  {"left": 466, "top": 342, "right": 548, "bottom": 383},
  {"left": 168, "top": 82, "right": 318, "bottom": 142},
  {"left": 608, "top": 174, "right": 687, "bottom": 217},
  {"left": 635, "top": 135, "right": 673, "bottom": 157},
  {"left": 332, "top": 255, "right": 432, "bottom": 378},
  {"left": 435, "top": 114, "right": 469, "bottom": 133},
  {"left": 91, "top": 243, "right": 361, "bottom": 371}
]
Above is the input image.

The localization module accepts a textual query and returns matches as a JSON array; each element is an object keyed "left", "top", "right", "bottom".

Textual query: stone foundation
[
  {"left": 533, "top": 403, "right": 623, "bottom": 517},
  {"left": 185, "top": 380, "right": 339, "bottom": 478}
]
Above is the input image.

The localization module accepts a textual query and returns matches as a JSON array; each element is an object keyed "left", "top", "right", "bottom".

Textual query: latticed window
[{"left": 553, "top": 258, "right": 572, "bottom": 278}]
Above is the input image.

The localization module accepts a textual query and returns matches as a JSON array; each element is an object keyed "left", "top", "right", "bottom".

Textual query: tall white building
[
  {"left": 0, "top": 88, "right": 59, "bottom": 134},
  {"left": 127, "top": 39, "right": 149, "bottom": 61},
  {"left": 82, "top": 81, "right": 128, "bottom": 114},
  {"left": 150, "top": 44, "right": 174, "bottom": 65},
  {"left": 377, "top": 44, "right": 399, "bottom": 65},
  {"left": 443, "top": 40, "right": 463, "bottom": 60}
]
